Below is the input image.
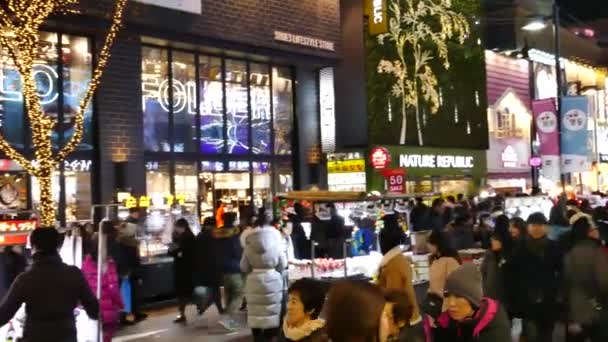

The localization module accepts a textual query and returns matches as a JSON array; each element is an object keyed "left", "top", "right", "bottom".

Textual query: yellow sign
[
  {"left": 327, "top": 159, "right": 365, "bottom": 173},
  {"left": 139, "top": 196, "right": 151, "bottom": 208},
  {"left": 125, "top": 196, "right": 138, "bottom": 209},
  {"left": 367, "top": 0, "right": 388, "bottom": 35},
  {"left": 123, "top": 193, "right": 187, "bottom": 208}
]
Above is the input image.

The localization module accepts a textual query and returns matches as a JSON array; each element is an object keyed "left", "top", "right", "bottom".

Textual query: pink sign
[{"left": 532, "top": 99, "right": 560, "bottom": 156}]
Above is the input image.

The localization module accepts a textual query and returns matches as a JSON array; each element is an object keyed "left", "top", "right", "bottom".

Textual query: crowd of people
[{"left": 0, "top": 194, "right": 606, "bottom": 342}]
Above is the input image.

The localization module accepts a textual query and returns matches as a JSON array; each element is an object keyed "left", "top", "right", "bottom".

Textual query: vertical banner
[
  {"left": 532, "top": 99, "right": 560, "bottom": 181},
  {"left": 561, "top": 96, "right": 590, "bottom": 173}
]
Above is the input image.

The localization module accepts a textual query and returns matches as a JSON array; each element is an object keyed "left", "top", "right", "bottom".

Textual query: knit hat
[{"left": 444, "top": 263, "right": 483, "bottom": 307}]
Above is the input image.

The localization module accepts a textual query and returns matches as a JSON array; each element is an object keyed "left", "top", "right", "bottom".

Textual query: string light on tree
[{"left": 0, "top": 0, "right": 129, "bottom": 226}]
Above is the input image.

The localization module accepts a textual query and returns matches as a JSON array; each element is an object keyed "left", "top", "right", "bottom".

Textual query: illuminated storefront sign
[
  {"left": 274, "top": 31, "right": 335, "bottom": 51},
  {"left": 327, "top": 159, "right": 365, "bottom": 173},
  {"left": 124, "top": 194, "right": 187, "bottom": 208},
  {"left": 370, "top": 147, "right": 391, "bottom": 169},
  {"left": 399, "top": 154, "right": 474, "bottom": 169},
  {"left": 367, "top": 0, "right": 388, "bottom": 35},
  {"left": 64, "top": 159, "right": 92, "bottom": 172},
  {"left": 0, "top": 220, "right": 37, "bottom": 232},
  {"left": 319, "top": 68, "right": 336, "bottom": 153}
]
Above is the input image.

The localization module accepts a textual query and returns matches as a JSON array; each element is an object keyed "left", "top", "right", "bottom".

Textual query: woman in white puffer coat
[{"left": 241, "top": 208, "right": 287, "bottom": 342}]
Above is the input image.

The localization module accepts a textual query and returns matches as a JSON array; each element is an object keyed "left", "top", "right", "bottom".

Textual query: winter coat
[
  {"left": 241, "top": 226, "right": 288, "bottom": 329},
  {"left": 428, "top": 213, "right": 445, "bottom": 232},
  {"left": 377, "top": 246, "right": 421, "bottom": 325},
  {"left": 428, "top": 256, "right": 460, "bottom": 311},
  {"left": 289, "top": 216, "right": 310, "bottom": 260},
  {"left": 211, "top": 226, "right": 243, "bottom": 274},
  {"left": 113, "top": 235, "right": 141, "bottom": 279},
  {"left": 410, "top": 204, "right": 429, "bottom": 231},
  {"left": 508, "top": 236, "right": 563, "bottom": 321},
  {"left": 427, "top": 298, "right": 511, "bottom": 342},
  {"left": 0, "top": 252, "right": 99, "bottom": 342},
  {"left": 480, "top": 250, "right": 507, "bottom": 305},
  {"left": 82, "top": 255, "right": 123, "bottom": 326},
  {"left": 194, "top": 229, "right": 221, "bottom": 287},
  {"left": 169, "top": 232, "right": 196, "bottom": 297},
  {"left": 278, "top": 319, "right": 328, "bottom": 342},
  {"left": 448, "top": 225, "right": 475, "bottom": 251},
  {"left": 564, "top": 239, "right": 608, "bottom": 326}
]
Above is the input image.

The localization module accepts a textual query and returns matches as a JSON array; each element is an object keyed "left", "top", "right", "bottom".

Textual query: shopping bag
[{"left": 120, "top": 279, "right": 132, "bottom": 314}]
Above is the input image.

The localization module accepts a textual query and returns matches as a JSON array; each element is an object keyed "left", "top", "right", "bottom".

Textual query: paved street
[{"left": 113, "top": 306, "right": 251, "bottom": 342}]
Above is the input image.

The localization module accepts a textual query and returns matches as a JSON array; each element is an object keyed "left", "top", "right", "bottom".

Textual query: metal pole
[
  {"left": 342, "top": 239, "right": 353, "bottom": 278},
  {"left": 310, "top": 241, "right": 318, "bottom": 279},
  {"left": 96, "top": 219, "right": 105, "bottom": 342},
  {"left": 554, "top": 0, "right": 567, "bottom": 192}
]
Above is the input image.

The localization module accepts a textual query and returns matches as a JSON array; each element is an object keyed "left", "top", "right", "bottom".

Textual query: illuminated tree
[
  {"left": 0, "top": 0, "right": 128, "bottom": 226},
  {"left": 378, "top": 0, "right": 469, "bottom": 146}
]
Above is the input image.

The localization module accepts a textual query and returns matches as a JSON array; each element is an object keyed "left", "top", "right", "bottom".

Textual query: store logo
[
  {"left": 274, "top": 31, "right": 335, "bottom": 51},
  {"left": 501, "top": 145, "right": 518, "bottom": 168},
  {"left": 370, "top": 147, "right": 391, "bottom": 169},
  {"left": 368, "top": 0, "right": 388, "bottom": 35},
  {"left": 398, "top": 154, "right": 474, "bottom": 169}
]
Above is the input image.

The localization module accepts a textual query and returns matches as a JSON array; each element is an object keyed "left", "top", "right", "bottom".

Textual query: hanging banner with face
[
  {"left": 532, "top": 99, "right": 560, "bottom": 181},
  {"left": 561, "top": 96, "right": 590, "bottom": 173}
]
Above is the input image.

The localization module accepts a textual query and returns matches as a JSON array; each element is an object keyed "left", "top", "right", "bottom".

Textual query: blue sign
[{"left": 561, "top": 96, "right": 589, "bottom": 173}]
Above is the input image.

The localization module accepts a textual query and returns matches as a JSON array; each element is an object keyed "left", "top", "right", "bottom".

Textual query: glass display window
[
  {"left": 142, "top": 47, "right": 170, "bottom": 152},
  {"left": 275, "top": 159, "right": 293, "bottom": 194},
  {"left": 199, "top": 56, "right": 224, "bottom": 154},
  {"left": 250, "top": 63, "right": 271, "bottom": 154},
  {"left": 214, "top": 172, "right": 251, "bottom": 210},
  {"left": 62, "top": 34, "right": 93, "bottom": 150},
  {"left": 171, "top": 52, "right": 196, "bottom": 153},
  {"left": 199, "top": 171, "right": 214, "bottom": 221},
  {"left": 174, "top": 162, "right": 198, "bottom": 203},
  {"left": 0, "top": 173, "right": 27, "bottom": 210},
  {"left": 225, "top": 60, "right": 249, "bottom": 154},
  {"left": 145, "top": 161, "right": 171, "bottom": 208},
  {"left": 253, "top": 162, "right": 272, "bottom": 209},
  {"left": 272, "top": 67, "right": 293, "bottom": 155}
]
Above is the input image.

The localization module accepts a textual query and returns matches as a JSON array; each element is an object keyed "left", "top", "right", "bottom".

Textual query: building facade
[{"left": 0, "top": 0, "right": 341, "bottom": 224}]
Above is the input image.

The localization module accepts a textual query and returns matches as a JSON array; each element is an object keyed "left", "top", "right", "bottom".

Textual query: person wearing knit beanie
[
  {"left": 430, "top": 263, "right": 511, "bottom": 342},
  {"left": 444, "top": 263, "right": 483, "bottom": 309}
]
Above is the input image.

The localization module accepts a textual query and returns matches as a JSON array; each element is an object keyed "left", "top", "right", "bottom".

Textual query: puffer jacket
[
  {"left": 241, "top": 226, "right": 287, "bottom": 329},
  {"left": 82, "top": 256, "right": 123, "bottom": 325},
  {"left": 427, "top": 298, "right": 511, "bottom": 342}
]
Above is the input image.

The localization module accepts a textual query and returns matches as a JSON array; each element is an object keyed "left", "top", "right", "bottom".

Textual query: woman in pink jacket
[{"left": 82, "top": 231, "right": 123, "bottom": 342}]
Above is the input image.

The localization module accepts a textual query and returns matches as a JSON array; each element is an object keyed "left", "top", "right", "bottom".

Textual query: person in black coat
[
  {"left": 428, "top": 198, "right": 446, "bottom": 232},
  {"left": 170, "top": 218, "right": 196, "bottom": 323},
  {"left": 289, "top": 204, "right": 310, "bottom": 260},
  {"left": 0, "top": 228, "right": 99, "bottom": 342},
  {"left": 409, "top": 197, "right": 429, "bottom": 232},
  {"left": 508, "top": 212, "right": 563, "bottom": 341},
  {"left": 113, "top": 221, "right": 146, "bottom": 323},
  {"left": 326, "top": 204, "right": 345, "bottom": 259},
  {"left": 194, "top": 217, "right": 223, "bottom": 318}
]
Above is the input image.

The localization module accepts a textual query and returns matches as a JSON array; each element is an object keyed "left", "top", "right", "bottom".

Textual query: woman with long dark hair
[{"left": 169, "top": 218, "right": 196, "bottom": 323}]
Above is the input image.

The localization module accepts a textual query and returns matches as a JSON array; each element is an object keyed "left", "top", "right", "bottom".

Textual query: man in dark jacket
[
  {"left": 213, "top": 212, "right": 244, "bottom": 331},
  {"left": 326, "top": 204, "right": 345, "bottom": 259},
  {"left": 509, "top": 212, "right": 562, "bottom": 342},
  {"left": 428, "top": 198, "right": 446, "bottom": 232},
  {"left": 194, "top": 218, "right": 223, "bottom": 320},
  {"left": 409, "top": 197, "right": 429, "bottom": 232},
  {"left": 0, "top": 228, "right": 99, "bottom": 342},
  {"left": 430, "top": 264, "right": 511, "bottom": 342},
  {"left": 114, "top": 220, "right": 146, "bottom": 323}
]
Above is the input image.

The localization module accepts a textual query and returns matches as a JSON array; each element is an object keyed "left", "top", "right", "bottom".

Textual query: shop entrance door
[{"left": 199, "top": 171, "right": 251, "bottom": 224}]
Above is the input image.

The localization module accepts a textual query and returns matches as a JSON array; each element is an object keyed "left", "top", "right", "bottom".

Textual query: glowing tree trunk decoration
[
  {"left": 377, "top": 0, "right": 469, "bottom": 146},
  {"left": 0, "top": 0, "right": 128, "bottom": 226}
]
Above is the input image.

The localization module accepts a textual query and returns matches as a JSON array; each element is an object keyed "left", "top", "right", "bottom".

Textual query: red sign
[
  {"left": 0, "top": 220, "right": 37, "bottom": 233},
  {"left": 382, "top": 169, "right": 406, "bottom": 193},
  {"left": 370, "top": 147, "right": 391, "bottom": 169},
  {"left": 0, "top": 234, "right": 28, "bottom": 246}
]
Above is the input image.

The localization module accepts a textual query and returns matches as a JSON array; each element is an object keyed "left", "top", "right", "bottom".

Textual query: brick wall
[
  {"left": 79, "top": 0, "right": 341, "bottom": 59},
  {"left": 95, "top": 33, "right": 146, "bottom": 202}
]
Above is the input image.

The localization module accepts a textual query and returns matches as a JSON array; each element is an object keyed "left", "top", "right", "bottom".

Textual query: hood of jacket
[
  {"left": 283, "top": 319, "right": 325, "bottom": 341},
  {"left": 242, "top": 226, "right": 283, "bottom": 268},
  {"left": 435, "top": 298, "right": 499, "bottom": 338}
]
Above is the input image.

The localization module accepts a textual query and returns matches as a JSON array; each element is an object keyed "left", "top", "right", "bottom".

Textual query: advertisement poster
[
  {"left": 532, "top": 99, "right": 560, "bottom": 181},
  {"left": 561, "top": 96, "right": 590, "bottom": 173},
  {"left": 487, "top": 89, "right": 531, "bottom": 172}
]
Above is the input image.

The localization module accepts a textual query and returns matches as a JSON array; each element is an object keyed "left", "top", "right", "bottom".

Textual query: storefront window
[
  {"left": 31, "top": 172, "right": 61, "bottom": 218},
  {"left": 253, "top": 162, "right": 271, "bottom": 209},
  {"left": 199, "top": 171, "right": 214, "bottom": 221},
  {"left": 0, "top": 173, "right": 27, "bottom": 210},
  {"left": 275, "top": 160, "right": 293, "bottom": 193},
  {"left": 142, "top": 47, "right": 170, "bottom": 152},
  {"left": 199, "top": 56, "right": 224, "bottom": 154},
  {"left": 35, "top": 33, "right": 60, "bottom": 149},
  {"left": 62, "top": 34, "right": 93, "bottom": 150},
  {"left": 64, "top": 168, "right": 92, "bottom": 221},
  {"left": 146, "top": 161, "right": 171, "bottom": 206},
  {"left": 250, "top": 63, "right": 271, "bottom": 154},
  {"left": 272, "top": 67, "right": 293, "bottom": 155},
  {"left": 225, "top": 60, "right": 249, "bottom": 154},
  {"left": 171, "top": 52, "right": 196, "bottom": 153},
  {"left": 174, "top": 162, "right": 198, "bottom": 203}
]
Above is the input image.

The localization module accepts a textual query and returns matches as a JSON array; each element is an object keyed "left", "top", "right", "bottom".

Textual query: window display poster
[
  {"left": 487, "top": 89, "right": 531, "bottom": 173},
  {"left": 135, "top": 0, "right": 202, "bottom": 14}
]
